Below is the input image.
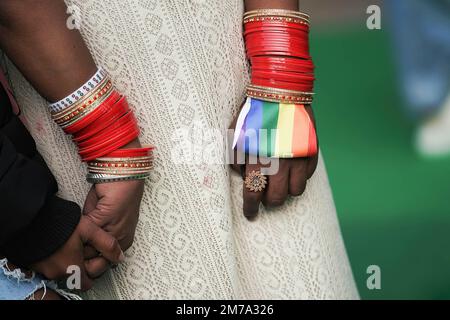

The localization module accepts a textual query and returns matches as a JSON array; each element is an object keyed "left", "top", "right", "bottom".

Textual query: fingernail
[{"left": 119, "top": 251, "right": 125, "bottom": 262}]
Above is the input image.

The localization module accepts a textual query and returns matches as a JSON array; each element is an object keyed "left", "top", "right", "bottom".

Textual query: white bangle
[{"left": 48, "top": 67, "right": 107, "bottom": 113}]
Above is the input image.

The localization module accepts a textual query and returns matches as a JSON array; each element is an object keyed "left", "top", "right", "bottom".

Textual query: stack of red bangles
[
  {"left": 231, "top": 9, "right": 317, "bottom": 159},
  {"left": 243, "top": 9, "right": 315, "bottom": 103},
  {"left": 48, "top": 68, "right": 154, "bottom": 183}
]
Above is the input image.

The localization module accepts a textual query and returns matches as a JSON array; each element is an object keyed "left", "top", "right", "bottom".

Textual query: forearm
[
  {"left": 0, "top": 0, "right": 140, "bottom": 148},
  {"left": 0, "top": 0, "right": 95, "bottom": 102},
  {"left": 245, "top": 0, "right": 299, "bottom": 11}
]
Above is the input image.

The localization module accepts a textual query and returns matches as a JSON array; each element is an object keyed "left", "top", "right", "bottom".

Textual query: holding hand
[
  {"left": 83, "top": 180, "right": 144, "bottom": 252},
  {"left": 31, "top": 216, "right": 124, "bottom": 291}
]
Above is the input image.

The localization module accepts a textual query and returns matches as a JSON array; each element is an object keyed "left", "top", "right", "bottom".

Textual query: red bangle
[
  {"left": 245, "top": 29, "right": 308, "bottom": 39},
  {"left": 251, "top": 64, "right": 314, "bottom": 74},
  {"left": 81, "top": 128, "right": 140, "bottom": 162},
  {"left": 106, "top": 146, "right": 154, "bottom": 158},
  {"left": 246, "top": 45, "right": 309, "bottom": 57},
  {"left": 64, "top": 90, "right": 121, "bottom": 134},
  {"left": 248, "top": 50, "right": 311, "bottom": 60},
  {"left": 250, "top": 57, "right": 314, "bottom": 73},
  {"left": 73, "top": 96, "right": 130, "bottom": 143},
  {"left": 78, "top": 116, "right": 138, "bottom": 155},
  {"left": 246, "top": 38, "right": 309, "bottom": 50},
  {"left": 79, "top": 124, "right": 139, "bottom": 161},
  {"left": 252, "top": 70, "right": 315, "bottom": 83},
  {"left": 244, "top": 16, "right": 315, "bottom": 99},
  {"left": 76, "top": 111, "right": 135, "bottom": 149},
  {"left": 246, "top": 39, "right": 309, "bottom": 52},
  {"left": 252, "top": 56, "right": 313, "bottom": 67},
  {"left": 252, "top": 77, "right": 314, "bottom": 92},
  {"left": 245, "top": 21, "right": 309, "bottom": 32}
]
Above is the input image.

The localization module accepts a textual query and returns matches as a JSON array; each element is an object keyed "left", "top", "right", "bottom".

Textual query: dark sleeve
[{"left": 0, "top": 132, "right": 80, "bottom": 267}]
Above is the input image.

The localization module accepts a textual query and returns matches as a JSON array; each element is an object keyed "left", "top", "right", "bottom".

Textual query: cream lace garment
[{"left": 3, "top": 0, "right": 358, "bottom": 299}]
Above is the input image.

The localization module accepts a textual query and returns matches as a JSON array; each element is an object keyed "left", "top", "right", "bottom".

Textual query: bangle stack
[
  {"left": 232, "top": 8, "right": 318, "bottom": 159},
  {"left": 243, "top": 8, "right": 315, "bottom": 103},
  {"left": 86, "top": 147, "right": 154, "bottom": 183},
  {"left": 48, "top": 67, "right": 154, "bottom": 184}
]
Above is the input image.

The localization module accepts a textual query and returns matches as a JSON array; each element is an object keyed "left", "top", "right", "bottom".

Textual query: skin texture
[
  {"left": 6, "top": 216, "right": 124, "bottom": 297},
  {"left": 0, "top": 0, "right": 143, "bottom": 282},
  {"left": 232, "top": 0, "right": 319, "bottom": 219},
  {"left": 31, "top": 216, "right": 124, "bottom": 291},
  {"left": 0, "top": 0, "right": 318, "bottom": 293}
]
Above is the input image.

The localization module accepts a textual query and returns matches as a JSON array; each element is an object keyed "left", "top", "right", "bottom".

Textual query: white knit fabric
[{"left": 3, "top": 0, "right": 358, "bottom": 299}]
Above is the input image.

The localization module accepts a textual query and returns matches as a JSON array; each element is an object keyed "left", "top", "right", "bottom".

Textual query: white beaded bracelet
[{"left": 48, "top": 67, "right": 107, "bottom": 113}]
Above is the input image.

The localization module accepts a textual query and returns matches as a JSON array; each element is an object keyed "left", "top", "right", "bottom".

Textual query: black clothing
[{"left": 0, "top": 80, "right": 80, "bottom": 267}]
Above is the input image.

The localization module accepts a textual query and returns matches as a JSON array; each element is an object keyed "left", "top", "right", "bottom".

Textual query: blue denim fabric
[
  {"left": 387, "top": 0, "right": 450, "bottom": 118},
  {"left": 0, "top": 259, "right": 46, "bottom": 300},
  {"left": 0, "top": 259, "right": 81, "bottom": 300}
]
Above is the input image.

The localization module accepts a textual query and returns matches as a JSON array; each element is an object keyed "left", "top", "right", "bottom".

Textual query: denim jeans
[
  {"left": 387, "top": 0, "right": 450, "bottom": 118},
  {"left": 0, "top": 258, "right": 81, "bottom": 300}
]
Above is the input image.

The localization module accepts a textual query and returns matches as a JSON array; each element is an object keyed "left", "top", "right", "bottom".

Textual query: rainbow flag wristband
[{"left": 232, "top": 97, "right": 317, "bottom": 158}]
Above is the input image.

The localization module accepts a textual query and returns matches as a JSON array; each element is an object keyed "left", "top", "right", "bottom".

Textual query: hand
[
  {"left": 31, "top": 216, "right": 124, "bottom": 291},
  {"left": 230, "top": 104, "right": 318, "bottom": 220},
  {"left": 83, "top": 180, "right": 144, "bottom": 252}
]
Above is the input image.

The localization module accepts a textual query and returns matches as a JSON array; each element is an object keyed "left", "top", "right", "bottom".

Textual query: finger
[
  {"left": 79, "top": 217, "right": 125, "bottom": 265},
  {"left": 79, "top": 268, "right": 94, "bottom": 291},
  {"left": 84, "top": 257, "right": 110, "bottom": 279},
  {"left": 262, "top": 160, "right": 289, "bottom": 207},
  {"left": 289, "top": 158, "right": 308, "bottom": 196},
  {"left": 303, "top": 105, "right": 319, "bottom": 179},
  {"left": 243, "top": 160, "right": 265, "bottom": 220},
  {"left": 83, "top": 185, "right": 98, "bottom": 214},
  {"left": 83, "top": 245, "right": 99, "bottom": 260}
]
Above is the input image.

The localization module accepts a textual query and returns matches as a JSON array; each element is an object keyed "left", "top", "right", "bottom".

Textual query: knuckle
[
  {"left": 291, "top": 183, "right": 307, "bottom": 197},
  {"left": 265, "top": 195, "right": 287, "bottom": 207},
  {"left": 245, "top": 192, "right": 262, "bottom": 203},
  {"left": 105, "top": 237, "right": 119, "bottom": 252}
]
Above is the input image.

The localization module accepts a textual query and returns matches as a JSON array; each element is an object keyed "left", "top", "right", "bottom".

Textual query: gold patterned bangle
[
  {"left": 244, "top": 16, "right": 309, "bottom": 26},
  {"left": 246, "top": 84, "right": 314, "bottom": 104},
  {"left": 58, "top": 84, "right": 115, "bottom": 128},
  {"left": 53, "top": 80, "right": 113, "bottom": 124},
  {"left": 88, "top": 161, "right": 153, "bottom": 169},
  {"left": 88, "top": 157, "right": 153, "bottom": 167},
  {"left": 244, "top": 9, "right": 310, "bottom": 24},
  {"left": 248, "top": 84, "right": 314, "bottom": 96},
  {"left": 52, "top": 80, "right": 112, "bottom": 121},
  {"left": 93, "top": 155, "right": 154, "bottom": 163},
  {"left": 51, "top": 76, "right": 110, "bottom": 118},
  {"left": 87, "top": 167, "right": 153, "bottom": 175},
  {"left": 244, "top": 9, "right": 310, "bottom": 19}
]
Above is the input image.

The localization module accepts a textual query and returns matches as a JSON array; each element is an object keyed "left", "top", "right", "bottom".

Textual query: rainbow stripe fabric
[{"left": 232, "top": 97, "right": 317, "bottom": 158}]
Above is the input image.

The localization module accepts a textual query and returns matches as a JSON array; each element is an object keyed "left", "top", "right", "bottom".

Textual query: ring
[{"left": 244, "top": 170, "right": 267, "bottom": 192}]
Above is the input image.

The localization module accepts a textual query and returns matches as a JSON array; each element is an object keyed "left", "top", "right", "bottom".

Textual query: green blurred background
[{"left": 304, "top": 0, "right": 450, "bottom": 299}]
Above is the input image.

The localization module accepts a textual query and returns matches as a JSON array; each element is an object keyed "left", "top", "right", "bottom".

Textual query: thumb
[
  {"left": 83, "top": 185, "right": 99, "bottom": 214},
  {"left": 79, "top": 217, "right": 125, "bottom": 265}
]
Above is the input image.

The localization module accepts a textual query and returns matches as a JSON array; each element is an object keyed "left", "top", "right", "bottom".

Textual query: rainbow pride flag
[{"left": 232, "top": 97, "right": 317, "bottom": 158}]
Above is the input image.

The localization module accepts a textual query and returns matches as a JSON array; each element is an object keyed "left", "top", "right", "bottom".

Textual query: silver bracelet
[{"left": 86, "top": 172, "right": 150, "bottom": 184}]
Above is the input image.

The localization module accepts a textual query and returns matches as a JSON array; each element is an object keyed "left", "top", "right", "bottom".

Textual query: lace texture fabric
[{"left": 3, "top": 0, "right": 358, "bottom": 299}]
